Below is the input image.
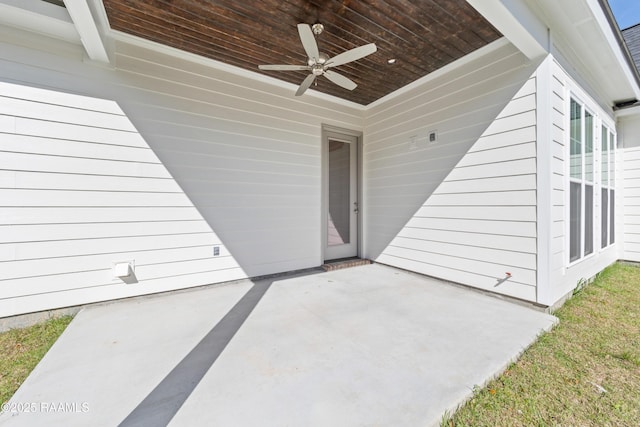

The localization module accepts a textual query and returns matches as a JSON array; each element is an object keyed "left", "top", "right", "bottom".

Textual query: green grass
[
  {"left": 443, "top": 262, "right": 640, "bottom": 427},
  {"left": 0, "top": 316, "right": 73, "bottom": 405}
]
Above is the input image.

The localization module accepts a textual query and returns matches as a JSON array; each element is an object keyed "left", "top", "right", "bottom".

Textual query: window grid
[
  {"left": 568, "top": 96, "right": 616, "bottom": 265},
  {"left": 601, "top": 127, "right": 615, "bottom": 249}
]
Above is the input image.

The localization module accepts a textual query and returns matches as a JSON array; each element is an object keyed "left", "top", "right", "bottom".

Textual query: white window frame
[
  {"left": 567, "top": 96, "right": 596, "bottom": 265},
  {"left": 600, "top": 123, "right": 616, "bottom": 250}
]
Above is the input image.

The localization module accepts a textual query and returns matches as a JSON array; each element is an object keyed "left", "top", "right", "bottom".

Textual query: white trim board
[
  {"left": 64, "top": 0, "right": 109, "bottom": 63},
  {"left": 535, "top": 55, "right": 553, "bottom": 305},
  {"left": 109, "top": 30, "right": 367, "bottom": 112},
  {"left": 110, "top": 30, "right": 516, "bottom": 112},
  {"left": 466, "top": 0, "right": 548, "bottom": 60},
  {"left": 366, "top": 38, "right": 513, "bottom": 110},
  {"left": 0, "top": 0, "right": 79, "bottom": 43}
]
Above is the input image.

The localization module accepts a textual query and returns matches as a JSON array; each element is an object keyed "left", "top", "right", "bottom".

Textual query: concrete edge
[
  {"left": 372, "top": 261, "right": 551, "bottom": 313},
  {"left": 5, "top": 259, "right": 636, "bottom": 332},
  {"left": 435, "top": 316, "right": 560, "bottom": 426},
  {"left": 0, "top": 266, "right": 325, "bottom": 333},
  {"left": 0, "top": 306, "right": 84, "bottom": 334}
]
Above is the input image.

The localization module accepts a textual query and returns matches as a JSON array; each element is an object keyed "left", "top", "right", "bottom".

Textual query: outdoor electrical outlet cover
[
  {"left": 213, "top": 246, "right": 220, "bottom": 256},
  {"left": 428, "top": 130, "right": 437, "bottom": 144}
]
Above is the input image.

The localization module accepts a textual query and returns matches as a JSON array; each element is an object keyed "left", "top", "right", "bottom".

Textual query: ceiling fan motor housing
[
  {"left": 258, "top": 24, "right": 377, "bottom": 96},
  {"left": 308, "top": 52, "right": 329, "bottom": 67}
]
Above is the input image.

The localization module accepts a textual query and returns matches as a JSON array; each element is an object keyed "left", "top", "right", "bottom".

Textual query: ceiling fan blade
[
  {"left": 297, "top": 24, "right": 319, "bottom": 60},
  {"left": 324, "top": 70, "right": 357, "bottom": 91},
  {"left": 258, "top": 64, "right": 309, "bottom": 71},
  {"left": 295, "top": 74, "right": 316, "bottom": 96},
  {"left": 326, "top": 43, "right": 377, "bottom": 68}
]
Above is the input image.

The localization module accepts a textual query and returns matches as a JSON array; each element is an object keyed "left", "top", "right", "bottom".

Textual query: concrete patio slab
[{"left": 0, "top": 264, "right": 557, "bottom": 427}]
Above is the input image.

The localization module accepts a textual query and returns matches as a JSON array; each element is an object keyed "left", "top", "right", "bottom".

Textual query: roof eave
[{"left": 597, "top": 0, "right": 640, "bottom": 101}]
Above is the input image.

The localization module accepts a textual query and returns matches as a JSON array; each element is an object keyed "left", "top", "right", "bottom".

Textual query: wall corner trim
[{"left": 536, "top": 54, "right": 554, "bottom": 305}]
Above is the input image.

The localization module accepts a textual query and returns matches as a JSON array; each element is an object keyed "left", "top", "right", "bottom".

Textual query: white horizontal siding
[
  {"left": 1, "top": 221, "right": 211, "bottom": 243},
  {"left": 1, "top": 171, "right": 183, "bottom": 192},
  {"left": 0, "top": 25, "right": 363, "bottom": 317},
  {"left": 8, "top": 116, "right": 149, "bottom": 147},
  {"left": 0, "top": 151, "right": 171, "bottom": 177},
  {"left": 0, "top": 95, "right": 136, "bottom": 131},
  {"left": 108, "top": 42, "right": 361, "bottom": 275},
  {"left": 384, "top": 78, "right": 538, "bottom": 299},
  {"left": 0, "top": 207, "right": 203, "bottom": 224},
  {"left": 546, "top": 57, "right": 620, "bottom": 304},
  {"left": 365, "top": 39, "right": 542, "bottom": 302},
  {"left": 413, "top": 205, "right": 537, "bottom": 222},
  {"left": 1, "top": 257, "right": 241, "bottom": 300},
  {"left": 0, "top": 80, "right": 246, "bottom": 316},
  {"left": 621, "top": 121, "right": 640, "bottom": 261},
  {"left": 0, "top": 131, "right": 158, "bottom": 162},
  {"left": 0, "top": 246, "right": 231, "bottom": 281},
  {"left": 6, "top": 269, "right": 244, "bottom": 319}
]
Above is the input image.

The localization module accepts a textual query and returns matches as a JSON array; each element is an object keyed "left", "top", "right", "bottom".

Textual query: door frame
[{"left": 321, "top": 124, "right": 363, "bottom": 261}]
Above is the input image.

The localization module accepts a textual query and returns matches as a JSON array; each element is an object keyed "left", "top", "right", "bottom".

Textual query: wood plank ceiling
[{"left": 102, "top": 0, "right": 502, "bottom": 105}]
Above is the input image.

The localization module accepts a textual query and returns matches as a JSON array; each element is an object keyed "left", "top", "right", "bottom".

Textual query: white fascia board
[
  {"left": 585, "top": 0, "right": 640, "bottom": 100},
  {"left": 0, "top": 0, "right": 79, "bottom": 43},
  {"left": 466, "top": 0, "right": 548, "bottom": 60},
  {"left": 615, "top": 104, "right": 640, "bottom": 118},
  {"left": 64, "top": 0, "right": 110, "bottom": 63}
]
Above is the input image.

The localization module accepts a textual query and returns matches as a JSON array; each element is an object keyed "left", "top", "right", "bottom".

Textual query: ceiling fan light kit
[
  {"left": 258, "top": 23, "right": 377, "bottom": 96},
  {"left": 311, "top": 23, "right": 324, "bottom": 35}
]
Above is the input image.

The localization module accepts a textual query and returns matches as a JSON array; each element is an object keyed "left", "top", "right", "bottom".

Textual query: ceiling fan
[{"left": 258, "top": 23, "right": 377, "bottom": 96}]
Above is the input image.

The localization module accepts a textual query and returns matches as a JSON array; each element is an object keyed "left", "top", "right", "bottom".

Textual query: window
[
  {"left": 569, "top": 99, "right": 594, "bottom": 262},
  {"left": 601, "top": 126, "right": 615, "bottom": 248},
  {"left": 569, "top": 95, "right": 617, "bottom": 264}
]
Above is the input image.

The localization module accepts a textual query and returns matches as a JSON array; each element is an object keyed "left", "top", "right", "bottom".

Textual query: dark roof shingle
[{"left": 623, "top": 23, "right": 640, "bottom": 74}]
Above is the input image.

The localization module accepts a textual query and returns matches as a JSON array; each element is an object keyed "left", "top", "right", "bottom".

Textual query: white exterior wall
[
  {"left": 618, "top": 113, "right": 640, "bottom": 262},
  {"left": 544, "top": 57, "right": 620, "bottom": 305},
  {"left": 0, "top": 25, "right": 363, "bottom": 317},
  {"left": 363, "top": 40, "right": 542, "bottom": 302},
  {"left": 1, "top": 4, "right": 635, "bottom": 316},
  {"left": 0, "top": 81, "right": 246, "bottom": 316}
]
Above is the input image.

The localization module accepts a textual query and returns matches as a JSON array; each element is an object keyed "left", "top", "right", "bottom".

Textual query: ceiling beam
[
  {"left": 63, "top": 0, "right": 110, "bottom": 63},
  {"left": 466, "top": 0, "right": 548, "bottom": 60}
]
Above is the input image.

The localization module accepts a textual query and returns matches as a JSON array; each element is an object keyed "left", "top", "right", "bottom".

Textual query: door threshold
[{"left": 321, "top": 258, "right": 371, "bottom": 272}]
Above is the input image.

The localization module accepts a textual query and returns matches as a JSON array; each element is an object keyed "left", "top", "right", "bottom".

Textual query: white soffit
[
  {"left": 63, "top": 0, "right": 110, "bottom": 63},
  {"left": 0, "top": 0, "right": 79, "bottom": 43},
  {"left": 535, "top": 0, "right": 640, "bottom": 102},
  {"left": 583, "top": 0, "right": 640, "bottom": 100},
  {"left": 466, "top": 0, "right": 548, "bottom": 60}
]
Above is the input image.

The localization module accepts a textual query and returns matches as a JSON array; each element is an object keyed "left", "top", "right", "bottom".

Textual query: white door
[{"left": 324, "top": 131, "right": 359, "bottom": 260}]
